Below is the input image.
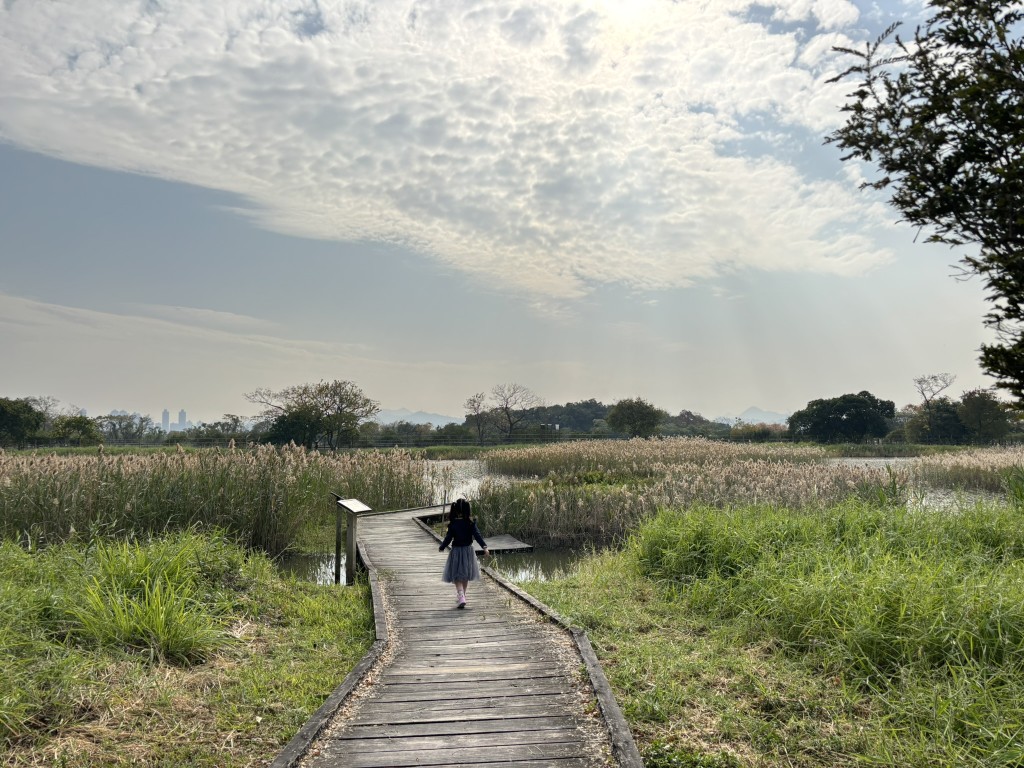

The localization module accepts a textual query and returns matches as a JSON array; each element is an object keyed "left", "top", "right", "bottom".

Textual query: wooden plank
[
  {"left": 334, "top": 715, "right": 580, "bottom": 740},
  {"left": 380, "top": 669, "right": 563, "bottom": 683},
  {"left": 384, "top": 661, "right": 544, "bottom": 676},
  {"left": 356, "top": 693, "right": 577, "bottom": 716},
  {"left": 369, "top": 683, "right": 573, "bottom": 704},
  {"left": 349, "top": 702, "right": 577, "bottom": 726},
  {"left": 328, "top": 727, "right": 584, "bottom": 751},
  {"left": 316, "top": 740, "right": 589, "bottom": 767}
]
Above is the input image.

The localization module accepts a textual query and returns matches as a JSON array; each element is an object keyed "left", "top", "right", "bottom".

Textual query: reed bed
[
  {"left": 476, "top": 453, "right": 906, "bottom": 546},
  {"left": 0, "top": 445, "right": 432, "bottom": 556},
  {"left": 912, "top": 445, "right": 1024, "bottom": 492},
  {"left": 483, "top": 437, "right": 829, "bottom": 480}
]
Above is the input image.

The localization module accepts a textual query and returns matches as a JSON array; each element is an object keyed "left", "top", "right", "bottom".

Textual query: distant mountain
[
  {"left": 715, "top": 406, "right": 791, "bottom": 426},
  {"left": 375, "top": 408, "right": 461, "bottom": 426}
]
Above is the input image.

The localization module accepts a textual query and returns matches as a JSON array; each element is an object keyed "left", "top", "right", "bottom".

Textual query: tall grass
[
  {"left": 631, "top": 501, "right": 1024, "bottom": 764},
  {"left": 0, "top": 533, "right": 241, "bottom": 743},
  {"left": 0, "top": 445, "right": 432, "bottom": 556},
  {"left": 1, "top": 532, "right": 375, "bottom": 763},
  {"left": 476, "top": 446, "right": 908, "bottom": 546},
  {"left": 912, "top": 446, "right": 1024, "bottom": 492},
  {"left": 483, "top": 437, "right": 829, "bottom": 479}
]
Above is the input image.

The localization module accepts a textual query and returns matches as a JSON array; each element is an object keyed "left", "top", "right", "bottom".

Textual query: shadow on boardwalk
[{"left": 271, "top": 506, "right": 643, "bottom": 768}]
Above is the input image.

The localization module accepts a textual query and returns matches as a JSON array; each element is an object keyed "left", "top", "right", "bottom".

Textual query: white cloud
[
  {"left": 126, "top": 305, "right": 283, "bottom": 333},
  {"left": 0, "top": 291, "right": 479, "bottom": 420},
  {"left": 0, "top": 0, "right": 890, "bottom": 301}
]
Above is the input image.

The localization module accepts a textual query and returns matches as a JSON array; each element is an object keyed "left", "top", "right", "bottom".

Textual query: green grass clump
[
  {"left": 524, "top": 498, "right": 1024, "bottom": 766},
  {"left": 2, "top": 533, "right": 373, "bottom": 765}
]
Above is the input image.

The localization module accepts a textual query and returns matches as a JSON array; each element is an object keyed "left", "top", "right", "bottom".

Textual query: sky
[{"left": 0, "top": 0, "right": 999, "bottom": 425}]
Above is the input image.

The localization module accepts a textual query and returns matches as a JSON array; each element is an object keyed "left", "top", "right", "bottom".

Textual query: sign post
[{"left": 334, "top": 496, "right": 373, "bottom": 585}]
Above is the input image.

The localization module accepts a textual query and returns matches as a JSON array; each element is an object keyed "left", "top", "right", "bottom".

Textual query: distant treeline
[{"left": 2, "top": 374, "right": 1021, "bottom": 450}]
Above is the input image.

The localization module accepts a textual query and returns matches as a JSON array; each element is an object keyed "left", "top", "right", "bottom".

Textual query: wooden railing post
[
  {"left": 345, "top": 507, "right": 357, "bottom": 585},
  {"left": 333, "top": 496, "right": 373, "bottom": 585}
]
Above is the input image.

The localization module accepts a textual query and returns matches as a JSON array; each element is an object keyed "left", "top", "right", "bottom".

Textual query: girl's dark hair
[{"left": 450, "top": 498, "right": 471, "bottom": 520}]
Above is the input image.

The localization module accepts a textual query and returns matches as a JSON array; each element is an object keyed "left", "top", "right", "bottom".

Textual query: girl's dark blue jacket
[{"left": 439, "top": 518, "right": 487, "bottom": 550}]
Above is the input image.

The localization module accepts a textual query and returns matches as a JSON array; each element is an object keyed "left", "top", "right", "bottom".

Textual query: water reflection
[
  {"left": 277, "top": 548, "right": 584, "bottom": 586},
  {"left": 277, "top": 553, "right": 344, "bottom": 585},
  {"left": 428, "top": 459, "right": 486, "bottom": 504},
  {"left": 489, "top": 549, "right": 582, "bottom": 583}
]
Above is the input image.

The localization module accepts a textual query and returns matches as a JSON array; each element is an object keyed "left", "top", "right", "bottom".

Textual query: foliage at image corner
[
  {"left": 1, "top": 532, "right": 374, "bottom": 763},
  {"left": 828, "top": 0, "right": 1024, "bottom": 405}
]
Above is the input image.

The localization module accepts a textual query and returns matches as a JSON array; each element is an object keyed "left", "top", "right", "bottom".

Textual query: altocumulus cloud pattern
[{"left": 0, "top": 0, "right": 893, "bottom": 300}]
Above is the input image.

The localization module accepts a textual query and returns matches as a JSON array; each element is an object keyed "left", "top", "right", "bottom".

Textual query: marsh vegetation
[
  {"left": 4, "top": 438, "right": 1024, "bottom": 766},
  {"left": 0, "top": 444, "right": 434, "bottom": 766},
  {"left": 477, "top": 438, "right": 1024, "bottom": 767}
]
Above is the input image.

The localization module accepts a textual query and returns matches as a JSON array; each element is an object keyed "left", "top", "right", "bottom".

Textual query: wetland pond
[
  {"left": 279, "top": 456, "right": 1004, "bottom": 585},
  {"left": 279, "top": 459, "right": 580, "bottom": 585},
  {"left": 278, "top": 547, "right": 584, "bottom": 586}
]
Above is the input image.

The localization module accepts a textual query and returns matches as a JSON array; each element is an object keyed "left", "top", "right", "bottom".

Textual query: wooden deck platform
[
  {"left": 411, "top": 510, "right": 533, "bottom": 553},
  {"left": 276, "top": 507, "right": 641, "bottom": 768}
]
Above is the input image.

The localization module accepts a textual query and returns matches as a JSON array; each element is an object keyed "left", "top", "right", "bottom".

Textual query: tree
[
  {"left": 525, "top": 399, "right": 611, "bottom": 433},
  {"left": 660, "top": 410, "right": 732, "bottom": 438},
  {"left": 246, "top": 380, "right": 378, "bottom": 449},
  {"left": 175, "top": 414, "right": 252, "bottom": 445},
  {"left": 958, "top": 388, "right": 1013, "bottom": 442},
  {"left": 95, "top": 413, "right": 160, "bottom": 444},
  {"left": 0, "top": 398, "right": 44, "bottom": 447},
  {"left": 489, "top": 383, "right": 542, "bottom": 441},
  {"left": 729, "top": 421, "right": 787, "bottom": 442},
  {"left": 51, "top": 414, "right": 102, "bottom": 445},
  {"left": 827, "top": 1, "right": 1024, "bottom": 404},
  {"left": 464, "top": 392, "right": 490, "bottom": 445},
  {"left": 607, "top": 397, "right": 662, "bottom": 438},
  {"left": 788, "top": 391, "right": 896, "bottom": 443},
  {"left": 914, "top": 373, "right": 957, "bottom": 441},
  {"left": 905, "top": 397, "right": 968, "bottom": 443}
]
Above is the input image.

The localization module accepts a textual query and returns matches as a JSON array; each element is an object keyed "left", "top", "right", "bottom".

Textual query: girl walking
[{"left": 438, "top": 497, "right": 488, "bottom": 608}]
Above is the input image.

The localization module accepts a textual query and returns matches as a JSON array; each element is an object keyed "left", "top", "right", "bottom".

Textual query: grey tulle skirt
[{"left": 442, "top": 545, "right": 480, "bottom": 583}]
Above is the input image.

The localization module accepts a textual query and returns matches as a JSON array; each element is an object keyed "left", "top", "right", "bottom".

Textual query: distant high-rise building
[
  {"left": 178, "top": 409, "right": 187, "bottom": 430},
  {"left": 162, "top": 409, "right": 170, "bottom": 432}
]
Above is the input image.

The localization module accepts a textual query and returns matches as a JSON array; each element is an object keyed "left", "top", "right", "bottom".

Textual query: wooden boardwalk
[{"left": 282, "top": 507, "right": 639, "bottom": 768}]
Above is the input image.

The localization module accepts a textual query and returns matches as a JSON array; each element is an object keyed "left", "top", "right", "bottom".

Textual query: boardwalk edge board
[
  {"left": 414, "top": 513, "right": 645, "bottom": 768},
  {"left": 268, "top": 544, "right": 388, "bottom": 768}
]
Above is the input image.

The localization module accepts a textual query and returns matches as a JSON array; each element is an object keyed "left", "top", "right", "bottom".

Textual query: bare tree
[
  {"left": 490, "top": 383, "right": 541, "bottom": 441},
  {"left": 914, "top": 373, "right": 956, "bottom": 407},
  {"left": 913, "top": 373, "right": 956, "bottom": 443},
  {"left": 464, "top": 392, "right": 489, "bottom": 445}
]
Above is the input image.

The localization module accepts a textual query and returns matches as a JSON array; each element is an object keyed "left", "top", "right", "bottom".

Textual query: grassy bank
[
  {"left": 0, "top": 445, "right": 436, "bottom": 556},
  {"left": 526, "top": 499, "right": 1024, "bottom": 767},
  {"left": 2, "top": 532, "right": 373, "bottom": 766}
]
